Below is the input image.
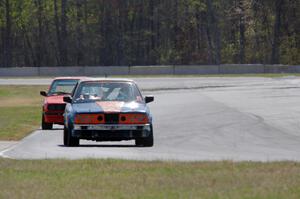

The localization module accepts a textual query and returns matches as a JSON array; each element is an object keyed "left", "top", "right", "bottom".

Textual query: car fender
[{"left": 64, "top": 103, "right": 75, "bottom": 129}]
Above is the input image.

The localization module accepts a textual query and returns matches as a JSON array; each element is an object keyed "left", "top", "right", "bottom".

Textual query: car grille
[
  {"left": 47, "top": 104, "right": 66, "bottom": 111},
  {"left": 105, "top": 114, "right": 119, "bottom": 124}
]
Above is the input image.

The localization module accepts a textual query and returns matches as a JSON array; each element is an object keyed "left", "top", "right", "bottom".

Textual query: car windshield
[
  {"left": 74, "top": 81, "right": 142, "bottom": 103},
  {"left": 48, "top": 79, "right": 78, "bottom": 96}
]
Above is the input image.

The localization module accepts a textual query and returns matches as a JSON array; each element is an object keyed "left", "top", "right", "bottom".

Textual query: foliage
[{"left": 0, "top": 0, "right": 299, "bottom": 66}]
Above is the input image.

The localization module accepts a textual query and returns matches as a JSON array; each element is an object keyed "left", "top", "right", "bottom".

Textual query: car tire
[
  {"left": 135, "top": 125, "right": 154, "bottom": 147},
  {"left": 64, "top": 126, "right": 79, "bottom": 147},
  {"left": 42, "top": 114, "right": 53, "bottom": 130}
]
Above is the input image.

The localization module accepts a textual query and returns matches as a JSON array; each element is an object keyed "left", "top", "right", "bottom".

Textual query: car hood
[
  {"left": 45, "top": 95, "right": 65, "bottom": 104},
  {"left": 72, "top": 101, "right": 147, "bottom": 114}
]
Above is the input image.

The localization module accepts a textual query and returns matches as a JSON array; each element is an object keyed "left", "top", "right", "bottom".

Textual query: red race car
[{"left": 40, "top": 77, "right": 84, "bottom": 130}]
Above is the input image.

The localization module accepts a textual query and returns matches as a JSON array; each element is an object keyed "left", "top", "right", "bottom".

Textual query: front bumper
[
  {"left": 72, "top": 124, "right": 152, "bottom": 141},
  {"left": 44, "top": 112, "right": 64, "bottom": 124}
]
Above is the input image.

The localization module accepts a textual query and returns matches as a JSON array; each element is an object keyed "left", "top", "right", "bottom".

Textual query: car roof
[
  {"left": 53, "top": 76, "right": 87, "bottom": 80},
  {"left": 78, "top": 78, "right": 136, "bottom": 84}
]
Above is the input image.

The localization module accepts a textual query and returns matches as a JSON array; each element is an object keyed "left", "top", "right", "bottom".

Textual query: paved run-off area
[{"left": 1, "top": 77, "right": 300, "bottom": 161}]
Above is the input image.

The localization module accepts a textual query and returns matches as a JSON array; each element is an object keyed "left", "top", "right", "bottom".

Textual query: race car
[
  {"left": 40, "top": 77, "right": 84, "bottom": 130},
  {"left": 63, "top": 79, "right": 154, "bottom": 147}
]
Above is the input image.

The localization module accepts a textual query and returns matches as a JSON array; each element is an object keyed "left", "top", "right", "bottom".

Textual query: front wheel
[
  {"left": 135, "top": 126, "right": 154, "bottom": 147},
  {"left": 42, "top": 114, "right": 53, "bottom": 130},
  {"left": 64, "top": 126, "right": 79, "bottom": 147}
]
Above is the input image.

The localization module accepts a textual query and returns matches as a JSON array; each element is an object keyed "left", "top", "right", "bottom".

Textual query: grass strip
[
  {"left": 0, "top": 159, "right": 300, "bottom": 199},
  {"left": 0, "top": 86, "right": 46, "bottom": 140}
]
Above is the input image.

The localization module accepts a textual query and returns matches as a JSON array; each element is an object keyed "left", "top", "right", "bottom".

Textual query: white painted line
[{"left": 0, "top": 142, "right": 18, "bottom": 159}]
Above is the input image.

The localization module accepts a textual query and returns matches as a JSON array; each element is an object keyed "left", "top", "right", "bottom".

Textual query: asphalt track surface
[{"left": 1, "top": 77, "right": 300, "bottom": 161}]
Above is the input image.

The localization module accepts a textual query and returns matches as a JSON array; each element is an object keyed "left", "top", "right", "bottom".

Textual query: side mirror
[
  {"left": 145, "top": 96, "right": 154, "bottom": 103},
  {"left": 40, "top": 91, "right": 47, "bottom": 97},
  {"left": 63, "top": 96, "right": 72, "bottom": 103}
]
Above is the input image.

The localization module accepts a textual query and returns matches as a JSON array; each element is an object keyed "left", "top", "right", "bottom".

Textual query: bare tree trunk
[
  {"left": 155, "top": 0, "right": 161, "bottom": 64},
  {"left": 44, "top": 21, "right": 59, "bottom": 66},
  {"left": 238, "top": 0, "right": 245, "bottom": 64},
  {"left": 0, "top": 26, "right": 4, "bottom": 67},
  {"left": 35, "top": 0, "right": 44, "bottom": 67},
  {"left": 195, "top": 9, "right": 202, "bottom": 52},
  {"left": 61, "top": 0, "right": 68, "bottom": 66},
  {"left": 22, "top": 31, "right": 31, "bottom": 67},
  {"left": 147, "top": 0, "right": 155, "bottom": 64},
  {"left": 4, "top": 0, "right": 12, "bottom": 67},
  {"left": 115, "top": 1, "right": 125, "bottom": 66},
  {"left": 206, "top": 0, "right": 221, "bottom": 64},
  {"left": 206, "top": 24, "right": 214, "bottom": 64},
  {"left": 215, "top": 22, "right": 221, "bottom": 65},
  {"left": 239, "top": 21, "right": 245, "bottom": 63},
  {"left": 149, "top": 0, "right": 155, "bottom": 50},
  {"left": 173, "top": 0, "right": 179, "bottom": 51},
  {"left": 75, "top": 0, "right": 83, "bottom": 65},
  {"left": 271, "top": 0, "right": 283, "bottom": 64},
  {"left": 54, "top": 0, "right": 61, "bottom": 65},
  {"left": 23, "top": 29, "right": 37, "bottom": 67},
  {"left": 206, "top": 0, "right": 214, "bottom": 64}
]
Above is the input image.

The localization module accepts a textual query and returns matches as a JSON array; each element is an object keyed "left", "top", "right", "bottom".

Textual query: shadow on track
[
  {"left": 40, "top": 124, "right": 65, "bottom": 131},
  {"left": 58, "top": 144, "right": 138, "bottom": 148}
]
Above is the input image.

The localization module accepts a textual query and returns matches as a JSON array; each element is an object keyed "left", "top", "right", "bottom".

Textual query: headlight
[
  {"left": 43, "top": 102, "right": 48, "bottom": 111},
  {"left": 119, "top": 113, "right": 149, "bottom": 124},
  {"left": 75, "top": 114, "right": 105, "bottom": 124}
]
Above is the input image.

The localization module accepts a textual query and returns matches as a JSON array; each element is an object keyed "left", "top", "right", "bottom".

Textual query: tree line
[{"left": 0, "top": 0, "right": 299, "bottom": 67}]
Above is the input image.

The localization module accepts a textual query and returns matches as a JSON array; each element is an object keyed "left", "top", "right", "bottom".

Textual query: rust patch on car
[{"left": 96, "top": 101, "right": 124, "bottom": 112}]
